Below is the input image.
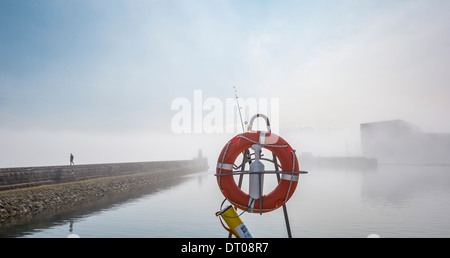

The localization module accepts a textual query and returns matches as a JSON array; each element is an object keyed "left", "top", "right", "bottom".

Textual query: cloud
[{"left": 251, "top": 1, "right": 450, "bottom": 132}]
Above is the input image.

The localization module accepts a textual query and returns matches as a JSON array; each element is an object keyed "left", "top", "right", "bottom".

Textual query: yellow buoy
[{"left": 216, "top": 205, "right": 252, "bottom": 238}]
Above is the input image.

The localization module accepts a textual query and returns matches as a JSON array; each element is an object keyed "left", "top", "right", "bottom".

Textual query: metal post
[
  {"left": 228, "top": 149, "right": 250, "bottom": 238},
  {"left": 273, "top": 153, "right": 293, "bottom": 238}
]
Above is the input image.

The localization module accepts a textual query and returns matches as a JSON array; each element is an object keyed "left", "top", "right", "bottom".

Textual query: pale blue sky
[{"left": 1, "top": 0, "right": 449, "bottom": 166}]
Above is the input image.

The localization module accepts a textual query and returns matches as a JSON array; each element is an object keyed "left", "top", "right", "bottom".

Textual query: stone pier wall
[
  {"left": 0, "top": 159, "right": 208, "bottom": 226},
  {"left": 0, "top": 159, "right": 208, "bottom": 191}
]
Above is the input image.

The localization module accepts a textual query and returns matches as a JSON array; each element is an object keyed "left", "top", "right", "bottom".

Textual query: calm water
[{"left": 3, "top": 164, "right": 450, "bottom": 238}]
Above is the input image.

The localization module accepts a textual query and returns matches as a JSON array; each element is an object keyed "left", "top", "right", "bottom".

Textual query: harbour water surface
[{"left": 3, "top": 164, "right": 450, "bottom": 238}]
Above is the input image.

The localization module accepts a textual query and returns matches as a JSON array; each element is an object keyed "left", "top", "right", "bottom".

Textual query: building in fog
[{"left": 361, "top": 120, "right": 450, "bottom": 165}]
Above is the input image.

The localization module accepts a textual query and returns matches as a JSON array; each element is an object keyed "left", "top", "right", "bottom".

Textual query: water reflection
[
  {"left": 69, "top": 219, "right": 74, "bottom": 233},
  {"left": 2, "top": 166, "right": 450, "bottom": 238},
  {"left": 362, "top": 165, "right": 450, "bottom": 204},
  {"left": 358, "top": 165, "right": 450, "bottom": 238},
  {"left": 0, "top": 173, "right": 196, "bottom": 238}
]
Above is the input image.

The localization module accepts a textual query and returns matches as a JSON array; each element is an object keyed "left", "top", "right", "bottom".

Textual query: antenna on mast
[{"left": 233, "top": 86, "right": 246, "bottom": 132}]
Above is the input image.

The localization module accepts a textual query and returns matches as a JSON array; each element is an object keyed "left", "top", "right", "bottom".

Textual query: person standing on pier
[{"left": 70, "top": 153, "right": 75, "bottom": 165}]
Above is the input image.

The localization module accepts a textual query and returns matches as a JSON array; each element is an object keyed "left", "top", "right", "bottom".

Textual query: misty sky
[{"left": 1, "top": 0, "right": 449, "bottom": 167}]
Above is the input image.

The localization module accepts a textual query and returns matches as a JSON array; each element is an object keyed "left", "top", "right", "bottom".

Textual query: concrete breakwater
[
  {"left": 0, "top": 159, "right": 207, "bottom": 191},
  {"left": 0, "top": 159, "right": 207, "bottom": 226}
]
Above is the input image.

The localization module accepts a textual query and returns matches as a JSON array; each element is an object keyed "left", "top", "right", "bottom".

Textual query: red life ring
[{"left": 216, "top": 131, "right": 300, "bottom": 213}]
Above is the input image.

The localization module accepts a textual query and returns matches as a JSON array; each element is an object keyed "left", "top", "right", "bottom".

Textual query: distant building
[{"left": 361, "top": 120, "right": 450, "bottom": 165}]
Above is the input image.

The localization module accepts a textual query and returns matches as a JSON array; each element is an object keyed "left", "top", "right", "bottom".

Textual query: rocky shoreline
[{"left": 0, "top": 166, "right": 203, "bottom": 228}]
